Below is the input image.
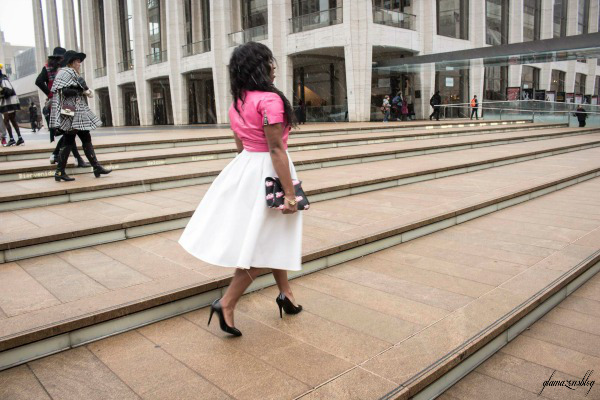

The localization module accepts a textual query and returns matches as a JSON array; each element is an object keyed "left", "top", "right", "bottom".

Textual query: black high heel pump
[
  {"left": 208, "top": 299, "right": 242, "bottom": 337},
  {"left": 276, "top": 293, "right": 303, "bottom": 318}
]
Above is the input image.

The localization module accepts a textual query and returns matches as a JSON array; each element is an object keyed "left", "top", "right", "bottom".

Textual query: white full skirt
[{"left": 179, "top": 150, "right": 303, "bottom": 271}]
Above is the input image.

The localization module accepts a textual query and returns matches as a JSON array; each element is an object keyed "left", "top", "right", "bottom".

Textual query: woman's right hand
[{"left": 282, "top": 197, "right": 298, "bottom": 214}]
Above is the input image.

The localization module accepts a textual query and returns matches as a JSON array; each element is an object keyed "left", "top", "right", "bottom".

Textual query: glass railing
[
  {"left": 304, "top": 105, "right": 348, "bottom": 122},
  {"left": 94, "top": 66, "right": 107, "bottom": 78},
  {"left": 441, "top": 101, "right": 600, "bottom": 127},
  {"left": 182, "top": 39, "right": 211, "bottom": 57},
  {"left": 146, "top": 50, "right": 167, "bottom": 65},
  {"left": 290, "top": 7, "right": 343, "bottom": 34},
  {"left": 118, "top": 50, "right": 134, "bottom": 72},
  {"left": 372, "top": 7, "right": 416, "bottom": 31},
  {"left": 228, "top": 25, "right": 268, "bottom": 47}
]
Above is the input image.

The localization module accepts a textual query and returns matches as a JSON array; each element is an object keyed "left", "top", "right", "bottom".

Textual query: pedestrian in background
[
  {"left": 36, "top": 47, "right": 89, "bottom": 167},
  {"left": 382, "top": 95, "right": 391, "bottom": 122},
  {"left": 429, "top": 91, "right": 441, "bottom": 121},
  {"left": 0, "top": 63, "right": 24, "bottom": 146},
  {"left": 470, "top": 95, "right": 479, "bottom": 120},
  {"left": 575, "top": 105, "right": 587, "bottom": 128},
  {"left": 29, "top": 102, "right": 39, "bottom": 132},
  {"left": 50, "top": 50, "right": 111, "bottom": 181},
  {"left": 179, "top": 42, "right": 303, "bottom": 337}
]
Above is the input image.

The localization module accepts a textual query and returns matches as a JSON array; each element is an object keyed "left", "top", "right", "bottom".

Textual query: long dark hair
[
  {"left": 229, "top": 42, "right": 295, "bottom": 127},
  {"left": 46, "top": 57, "right": 61, "bottom": 72}
]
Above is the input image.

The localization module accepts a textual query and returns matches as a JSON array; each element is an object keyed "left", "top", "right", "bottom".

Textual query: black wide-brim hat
[
  {"left": 48, "top": 47, "right": 67, "bottom": 59},
  {"left": 61, "top": 50, "right": 86, "bottom": 67}
]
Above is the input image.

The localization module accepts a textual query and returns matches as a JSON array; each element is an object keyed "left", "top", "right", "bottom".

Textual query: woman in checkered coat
[{"left": 50, "top": 51, "right": 111, "bottom": 182}]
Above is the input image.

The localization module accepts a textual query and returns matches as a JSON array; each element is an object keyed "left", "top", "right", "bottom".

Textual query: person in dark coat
[
  {"left": 575, "top": 105, "right": 587, "bottom": 128},
  {"left": 0, "top": 64, "right": 24, "bottom": 146},
  {"left": 36, "top": 47, "right": 89, "bottom": 167},
  {"left": 429, "top": 91, "right": 441, "bottom": 121},
  {"left": 295, "top": 99, "right": 306, "bottom": 124},
  {"left": 29, "top": 103, "right": 38, "bottom": 132},
  {"left": 50, "top": 50, "right": 111, "bottom": 182}
]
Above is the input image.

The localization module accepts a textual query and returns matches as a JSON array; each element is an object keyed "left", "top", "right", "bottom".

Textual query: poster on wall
[
  {"left": 506, "top": 87, "right": 520, "bottom": 101},
  {"left": 378, "top": 78, "right": 391, "bottom": 88},
  {"left": 575, "top": 94, "right": 583, "bottom": 104},
  {"left": 445, "top": 77, "right": 454, "bottom": 87},
  {"left": 566, "top": 93, "right": 574, "bottom": 103},
  {"left": 522, "top": 88, "right": 534, "bottom": 100},
  {"left": 557, "top": 92, "right": 566, "bottom": 102},
  {"left": 534, "top": 90, "right": 546, "bottom": 101},
  {"left": 546, "top": 91, "right": 556, "bottom": 102}
]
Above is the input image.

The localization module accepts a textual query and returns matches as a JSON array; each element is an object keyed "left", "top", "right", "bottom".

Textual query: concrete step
[
  {"left": 0, "top": 119, "right": 533, "bottom": 161},
  {"left": 437, "top": 270, "right": 600, "bottom": 400},
  {"left": 0, "top": 123, "right": 576, "bottom": 182},
  {"left": 2, "top": 130, "right": 599, "bottom": 213},
  {"left": 0, "top": 176, "right": 598, "bottom": 400},
  {"left": 0, "top": 147, "right": 598, "bottom": 366},
  {"left": 2, "top": 136, "right": 600, "bottom": 262}
]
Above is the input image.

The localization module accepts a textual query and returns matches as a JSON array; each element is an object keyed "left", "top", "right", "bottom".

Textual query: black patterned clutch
[{"left": 265, "top": 177, "right": 310, "bottom": 210}]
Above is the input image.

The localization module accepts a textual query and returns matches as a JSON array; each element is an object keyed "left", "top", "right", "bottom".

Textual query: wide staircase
[{"left": 0, "top": 119, "right": 599, "bottom": 400}]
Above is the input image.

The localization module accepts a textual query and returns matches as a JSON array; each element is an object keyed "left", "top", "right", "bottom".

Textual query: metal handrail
[
  {"left": 289, "top": 7, "right": 343, "bottom": 33},
  {"left": 372, "top": 6, "right": 416, "bottom": 31},
  {"left": 182, "top": 39, "right": 211, "bottom": 57},
  {"left": 118, "top": 50, "right": 134, "bottom": 72},
  {"left": 94, "top": 66, "right": 107, "bottom": 78},
  {"left": 228, "top": 25, "right": 268, "bottom": 47},
  {"left": 146, "top": 50, "right": 167, "bottom": 65}
]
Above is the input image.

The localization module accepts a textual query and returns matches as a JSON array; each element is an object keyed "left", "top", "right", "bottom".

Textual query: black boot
[
  {"left": 72, "top": 145, "right": 90, "bottom": 167},
  {"left": 55, "top": 145, "right": 75, "bottom": 182},
  {"left": 82, "top": 142, "right": 111, "bottom": 178}
]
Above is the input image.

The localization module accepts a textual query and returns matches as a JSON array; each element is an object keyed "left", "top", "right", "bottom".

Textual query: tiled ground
[
  {"left": 0, "top": 149, "right": 598, "bottom": 341},
  {"left": 0, "top": 177, "right": 598, "bottom": 400},
  {"left": 440, "top": 271, "right": 600, "bottom": 400}
]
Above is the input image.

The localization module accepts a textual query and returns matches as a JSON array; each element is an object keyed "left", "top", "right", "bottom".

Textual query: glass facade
[
  {"left": 122, "top": 84, "right": 139, "bottom": 126},
  {"left": 595, "top": 76, "right": 600, "bottom": 96},
  {"left": 150, "top": 78, "right": 173, "bottom": 125},
  {"left": 118, "top": 0, "right": 134, "bottom": 70},
  {"left": 577, "top": 0, "right": 589, "bottom": 35},
  {"left": 484, "top": 65, "right": 508, "bottom": 101},
  {"left": 575, "top": 73, "right": 586, "bottom": 95},
  {"left": 291, "top": 0, "right": 342, "bottom": 33},
  {"left": 435, "top": 66, "right": 469, "bottom": 118},
  {"left": 521, "top": 66, "right": 540, "bottom": 91},
  {"left": 550, "top": 70, "right": 566, "bottom": 93},
  {"left": 242, "top": 0, "right": 268, "bottom": 30},
  {"left": 523, "top": 0, "right": 541, "bottom": 42},
  {"left": 148, "top": 0, "right": 162, "bottom": 56},
  {"left": 436, "top": 0, "right": 469, "bottom": 40},
  {"left": 486, "top": 0, "right": 509, "bottom": 46},
  {"left": 187, "top": 73, "right": 217, "bottom": 124},
  {"left": 97, "top": 0, "right": 107, "bottom": 67},
  {"left": 553, "top": 0, "right": 567, "bottom": 38}
]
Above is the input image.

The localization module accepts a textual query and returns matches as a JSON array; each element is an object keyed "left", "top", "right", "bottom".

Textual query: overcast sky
[{"left": 1, "top": 0, "right": 72, "bottom": 48}]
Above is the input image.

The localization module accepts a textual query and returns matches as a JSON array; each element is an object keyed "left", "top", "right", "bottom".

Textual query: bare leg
[
  {"left": 220, "top": 267, "right": 263, "bottom": 327},
  {"left": 272, "top": 269, "right": 298, "bottom": 306}
]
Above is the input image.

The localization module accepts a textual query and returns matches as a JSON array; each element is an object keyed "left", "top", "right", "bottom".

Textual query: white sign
[{"left": 445, "top": 77, "right": 454, "bottom": 87}]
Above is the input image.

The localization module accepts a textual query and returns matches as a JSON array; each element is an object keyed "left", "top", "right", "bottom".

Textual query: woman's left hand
[{"left": 282, "top": 198, "right": 298, "bottom": 214}]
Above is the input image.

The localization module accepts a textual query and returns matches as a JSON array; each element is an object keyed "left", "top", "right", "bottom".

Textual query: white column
[
  {"left": 471, "top": 0, "right": 486, "bottom": 48},
  {"left": 470, "top": 59, "right": 484, "bottom": 106},
  {"left": 165, "top": 0, "right": 187, "bottom": 125},
  {"left": 132, "top": 0, "right": 152, "bottom": 126},
  {"left": 80, "top": 0, "right": 98, "bottom": 114},
  {"left": 540, "top": 0, "right": 554, "bottom": 39},
  {"left": 32, "top": 0, "right": 48, "bottom": 109},
  {"left": 63, "top": 0, "right": 78, "bottom": 50},
  {"left": 418, "top": 64, "right": 436, "bottom": 119},
  {"left": 344, "top": 0, "right": 372, "bottom": 122},
  {"left": 46, "top": 0, "right": 61, "bottom": 49},
  {"left": 211, "top": 0, "right": 233, "bottom": 124},
  {"left": 566, "top": 0, "right": 578, "bottom": 35},
  {"left": 104, "top": 0, "right": 124, "bottom": 126},
  {"left": 268, "top": 0, "right": 292, "bottom": 100},
  {"left": 509, "top": 0, "right": 524, "bottom": 44}
]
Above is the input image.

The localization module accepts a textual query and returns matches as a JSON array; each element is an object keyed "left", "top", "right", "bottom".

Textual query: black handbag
[{"left": 265, "top": 177, "right": 310, "bottom": 210}]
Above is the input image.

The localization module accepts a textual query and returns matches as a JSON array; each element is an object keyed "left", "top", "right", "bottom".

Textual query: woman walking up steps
[{"left": 179, "top": 42, "right": 304, "bottom": 336}]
